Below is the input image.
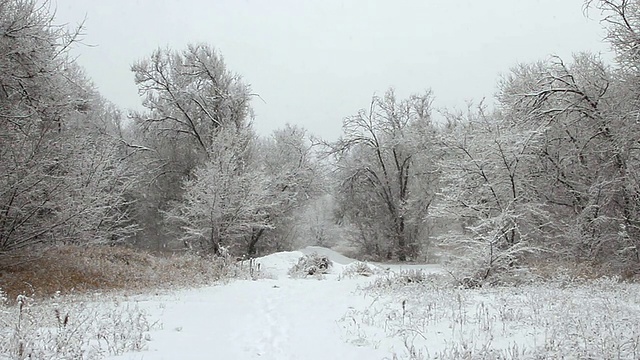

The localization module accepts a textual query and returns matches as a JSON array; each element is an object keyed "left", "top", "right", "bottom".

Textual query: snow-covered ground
[
  {"left": 106, "top": 247, "right": 640, "bottom": 360},
  {"left": 4, "top": 247, "right": 640, "bottom": 359},
  {"left": 106, "top": 247, "right": 414, "bottom": 360}
]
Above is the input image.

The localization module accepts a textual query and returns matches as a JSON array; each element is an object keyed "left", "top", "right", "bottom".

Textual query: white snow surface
[
  {"left": 7, "top": 247, "right": 640, "bottom": 359},
  {"left": 108, "top": 247, "right": 427, "bottom": 360}
]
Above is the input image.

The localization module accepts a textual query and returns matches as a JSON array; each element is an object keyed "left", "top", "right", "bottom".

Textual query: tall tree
[
  {"left": 129, "top": 43, "right": 254, "bottom": 250},
  {"left": 584, "top": 0, "right": 640, "bottom": 265},
  {"left": 0, "top": 0, "right": 138, "bottom": 259},
  {"left": 131, "top": 43, "right": 252, "bottom": 158},
  {"left": 496, "top": 52, "right": 640, "bottom": 265},
  {"left": 435, "top": 104, "right": 549, "bottom": 279},
  {"left": 439, "top": 48, "right": 640, "bottom": 279},
  {"left": 164, "top": 124, "right": 321, "bottom": 256},
  {"left": 330, "top": 89, "right": 437, "bottom": 261}
]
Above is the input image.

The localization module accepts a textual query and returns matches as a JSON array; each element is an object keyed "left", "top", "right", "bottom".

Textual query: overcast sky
[{"left": 53, "top": 0, "right": 612, "bottom": 140}]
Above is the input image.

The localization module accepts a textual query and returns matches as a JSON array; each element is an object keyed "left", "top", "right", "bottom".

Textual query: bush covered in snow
[
  {"left": 287, "top": 253, "right": 332, "bottom": 278},
  {"left": 339, "top": 262, "right": 379, "bottom": 278}
]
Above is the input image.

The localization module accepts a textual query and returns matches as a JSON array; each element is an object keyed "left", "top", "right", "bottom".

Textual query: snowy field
[{"left": 2, "top": 247, "right": 640, "bottom": 359}]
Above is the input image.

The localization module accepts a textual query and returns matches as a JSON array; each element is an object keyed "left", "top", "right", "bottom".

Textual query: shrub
[
  {"left": 340, "top": 262, "right": 378, "bottom": 278},
  {"left": 288, "top": 253, "right": 332, "bottom": 278}
]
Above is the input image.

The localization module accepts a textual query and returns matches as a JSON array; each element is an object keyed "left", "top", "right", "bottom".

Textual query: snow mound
[
  {"left": 255, "top": 247, "right": 386, "bottom": 279},
  {"left": 299, "top": 246, "right": 356, "bottom": 265},
  {"left": 255, "top": 250, "right": 306, "bottom": 278}
]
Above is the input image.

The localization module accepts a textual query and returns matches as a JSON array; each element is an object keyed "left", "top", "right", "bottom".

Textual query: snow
[
  {"left": 107, "top": 247, "right": 411, "bottom": 360},
  {"left": 300, "top": 246, "right": 356, "bottom": 265},
  {"left": 107, "top": 280, "right": 380, "bottom": 359},
  {"left": 252, "top": 250, "right": 306, "bottom": 278},
  {"left": 6, "top": 247, "right": 640, "bottom": 359}
]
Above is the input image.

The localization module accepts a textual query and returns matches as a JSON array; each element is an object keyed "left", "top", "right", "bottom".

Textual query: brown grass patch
[
  {"left": 520, "top": 255, "right": 640, "bottom": 284},
  {"left": 0, "top": 245, "right": 235, "bottom": 303}
]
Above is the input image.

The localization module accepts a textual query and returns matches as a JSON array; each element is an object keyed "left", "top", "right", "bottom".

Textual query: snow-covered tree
[
  {"left": 164, "top": 123, "right": 323, "bottom": 256},
  {"left": 496, "top": 51, "right": 640, "bottom": 266},
  {"left": 586, "top": 0, "right": 640, "bottom": 74},
  {"left": 583, "top": 0, "right": 640, "bottom": 266},
  {"left": 129, "top": 43, "right": 254, "bottom": 250},
  {"left": 0, "top": 0, "right": 139, "bottom": 258},
  {"left": 164, "top": 128, "right": 275, "bottom": 255},
  {"left": 329, "top": 89, "right": 438, "bottom": 261},
  {"left": 251, "top": 125, "right": 322, "bottom": 255},
  {"left": 435, "top": 104, "right": 550, "bottom": 279},
  {"left": 438, "top": 44, "right": 640, "bottom": 277},
  {"left": 131, "top": 43, "right": 252, "bottom": 157}
]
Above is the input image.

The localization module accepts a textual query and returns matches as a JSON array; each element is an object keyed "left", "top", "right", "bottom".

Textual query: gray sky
[{"left": 53, "top": 0, "right": 612, "bottom": 140}]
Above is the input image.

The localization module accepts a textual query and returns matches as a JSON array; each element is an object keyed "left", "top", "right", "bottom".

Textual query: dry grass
[
  {"left": 0, "top": 245, "right": 234, "bottom": 303},
  {"left": 522, "top": 256, "right": 640, "bottom": 284}
]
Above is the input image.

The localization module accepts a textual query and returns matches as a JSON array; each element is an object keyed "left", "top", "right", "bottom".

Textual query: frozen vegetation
[
  {"left": 2, "top": 247, "right": 639, "bottom": 360},
  {"left": 343, "top": 270, "right": 640, "bottom": 359},
  {"left": 2, "top": 0, "right": 640, "bottom": 359}
]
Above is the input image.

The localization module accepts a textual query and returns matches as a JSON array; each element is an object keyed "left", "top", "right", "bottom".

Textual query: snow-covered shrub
[
  {"left": 287, "top": 253, "right": 332, "bottom": 278},
  {"left": 436, "top": 235, "right": 548, "bottom": 289},
  {"left": 396, "top": 269, "right": 430, "bottom": 284},
  {"left": 340, "top": 262, "right": 378, "bottom": 278}
]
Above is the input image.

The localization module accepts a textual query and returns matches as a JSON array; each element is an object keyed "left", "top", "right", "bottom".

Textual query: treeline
[
  {"left": 0, "top": 0, "right": 322, "bottom": 263},
  {"left": 332, "top": 1, "right": 640, "bottom": 279},
  {"left": 1, "top": 0, "right": 639, "bottom": 280}
]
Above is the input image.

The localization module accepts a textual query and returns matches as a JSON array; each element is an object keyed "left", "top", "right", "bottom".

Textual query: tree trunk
[
  {"left": 397, "top": 216, "right": 407, "bottom": 261},
  {"left": 247, "top": 228, "right": 265, "bottom": 256},
  {"left": 210, "top": 228, "right": 220, "bottom": 255}
]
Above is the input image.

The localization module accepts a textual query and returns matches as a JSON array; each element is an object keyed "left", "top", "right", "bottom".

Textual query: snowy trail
[{"left": 109, "top": 249, "right": 393, "bottom": 360}]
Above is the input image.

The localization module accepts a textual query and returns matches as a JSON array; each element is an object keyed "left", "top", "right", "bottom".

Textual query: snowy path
[{"left": 109, "top": 249, "right": 396, "bottom": 360}]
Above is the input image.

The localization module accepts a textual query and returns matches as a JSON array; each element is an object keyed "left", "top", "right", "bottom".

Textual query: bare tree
[
  {"left": 164, "top": 128, "right": 275, "bottom": 255},
  {"left": 328, "top": 88, "right": 437, "bottom": 261},
  {"left": 131, "top": 43, "right": 252, "bottom": 158},
  {"left": 0, "top": 0, "right": 139, "bottom": 260},
  {"left": 128, "top": 43, "right": 256, "bottom": 251},
  {"left": 435, "top": 103, "right": 549, "bottom": 280}
]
